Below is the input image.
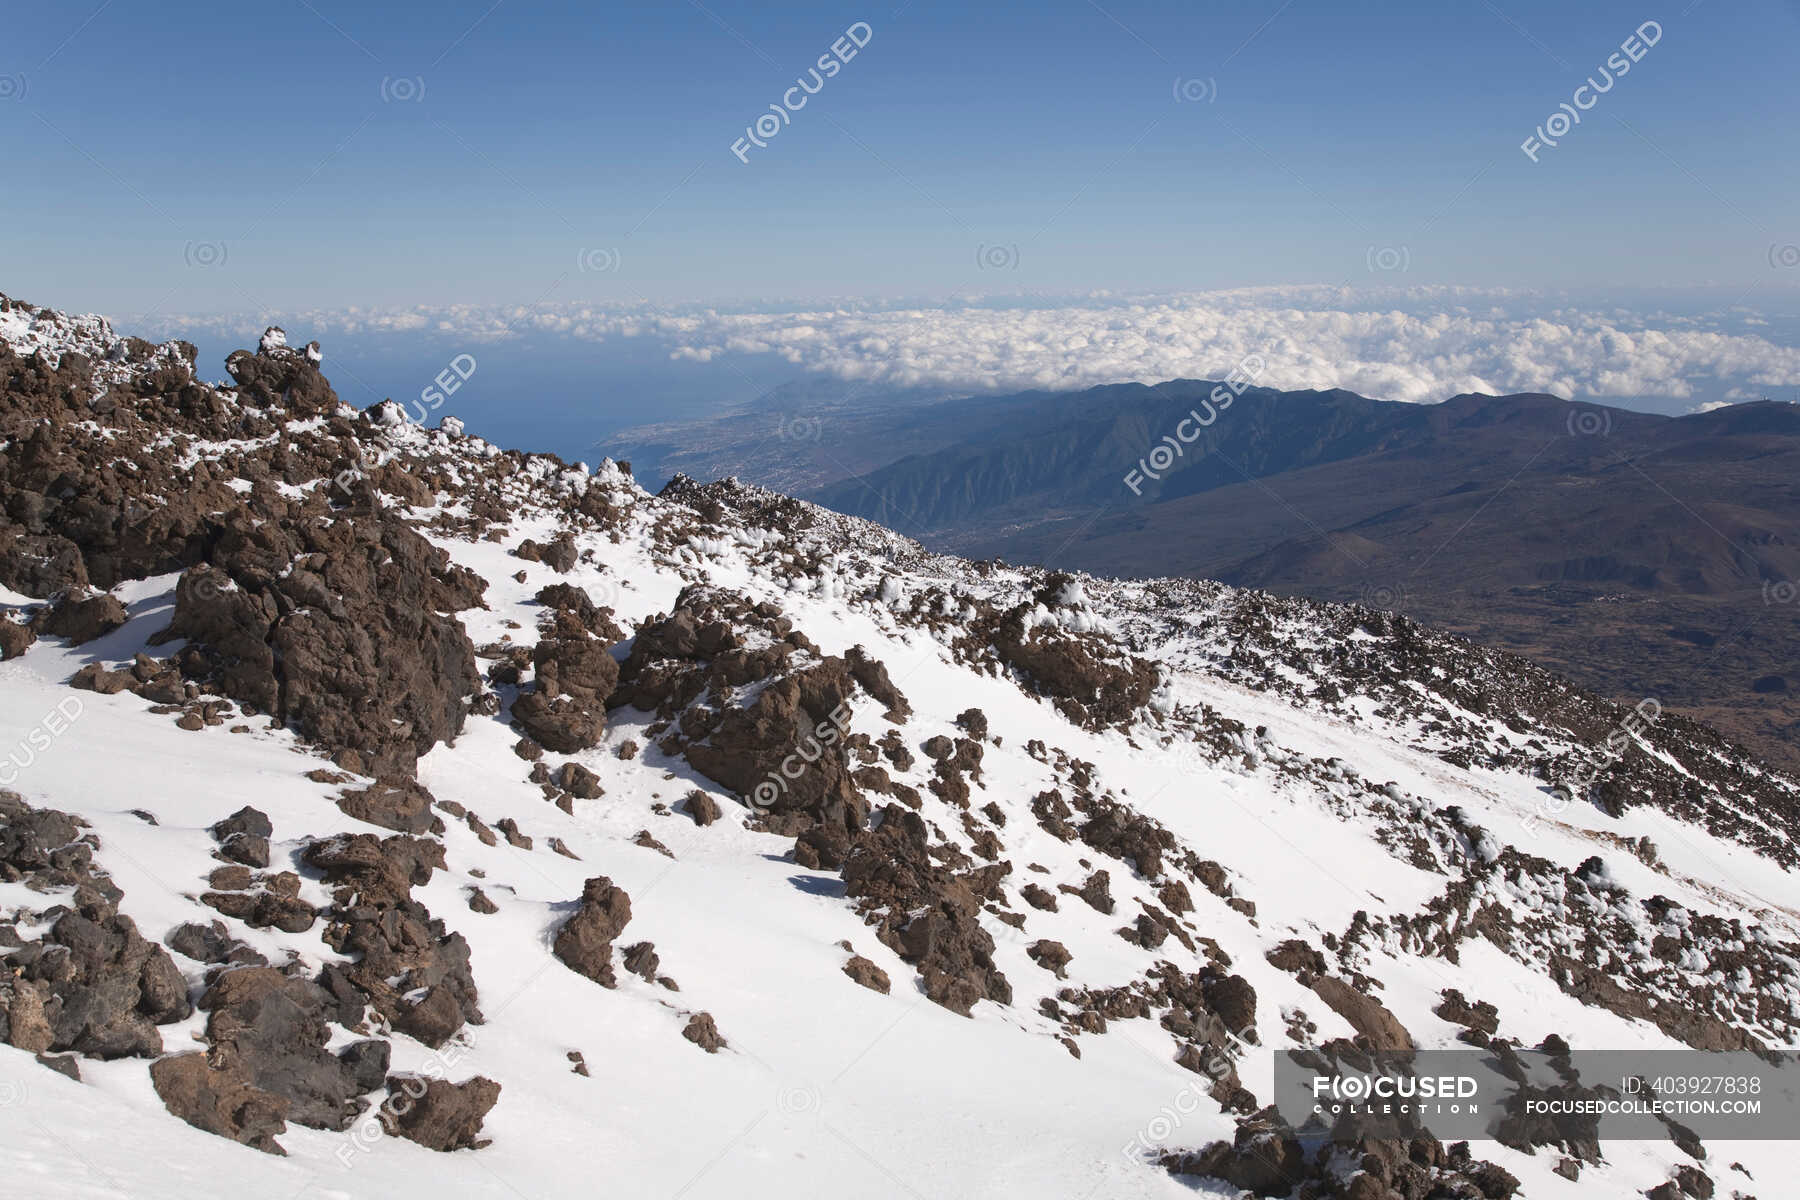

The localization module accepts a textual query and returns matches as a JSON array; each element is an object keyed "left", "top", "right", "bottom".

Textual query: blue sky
[{"left": 7, "top": 0, "right": 1800, "bottom": 317}]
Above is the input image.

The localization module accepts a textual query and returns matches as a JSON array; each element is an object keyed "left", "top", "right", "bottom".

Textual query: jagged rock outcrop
[
  {"left": 224, "top": 326, "right": 339, "bottom": 416},
  {"left": 159, "top": 508, "right": 483, "bottom": 777},
  {"left": 0, "top": 793, "right": 191, "bottom": 1059},
  {"left": 510, "top": 588, "right": 621, "bottom": 753},
  {"left": 840, "top": 803, "right": 1011, "bottom": 1016},
  {"left": 952, "top": 575, "right": 1159, "bottom": 729},
  {"left": 1164, "top": 1115, "right": 1521, "bottom": 1199},
  {"left": 610, "top": 585, "right": 879, "bottom": 833},
  {"left": 159, "top": 966, "right": 391, "bottom": 1143},
  {"left": 303, "top": 833, "right": 482, "bottom": 1046}
]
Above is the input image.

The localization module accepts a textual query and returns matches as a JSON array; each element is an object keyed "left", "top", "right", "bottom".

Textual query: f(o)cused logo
[
  {"left": 577, "top": 247, "right": 621, "bottom": 274},
  {"left": 1359, "top": 581, "right": 1405, "bottom": 612},
  {"left": 1566, "top": 408, "right": 1611, "bottom": 437},
  {"left": 777, "top": 1086, "right": 820, "bottom": 1114},
  {"left": 180, "top": 571, "right": 224, "bottom": 604},
  {"left": 1172, "top": 77, "right": 1216, "bottom": 103},
  {"left": 184, "top": 241, "right": 227, "bottom": 269},
  {"left": 1171, "top": 740, "right": 1209, "bottom": 779},
  {"left": 777, "top": 415, "right": 822, "bottom": 441},
  {"left": 1365, "top": 245, "right": 1409, "bottom": 273},
  {"left": 976, "top": 243, "right": 1019, "bottom": 270},
  {"left": 381, "top": 76, "right": 425, "bottom": 103}
]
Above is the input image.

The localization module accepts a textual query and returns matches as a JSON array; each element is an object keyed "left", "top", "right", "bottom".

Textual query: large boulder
[
  {"left": 151, "top": 1052, "right": 290, "bottom": 1155},
  {"left": 1312, "top": 975, "right": 1415, "bottom": 1051},
  {"left": 337, "top": 778, "right": 442, "bottom": 835},
  {"left": 38, "top": 588, "right": 128, "bottom": 644},
  {"left": 379, "top": 1075, "right": 501, "bottom": 1151},
  {"left": 553, "top": 876, "right": 633, "bottom": 988}
]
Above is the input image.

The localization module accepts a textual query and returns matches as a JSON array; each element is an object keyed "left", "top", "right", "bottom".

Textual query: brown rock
[
  {"left": 159, "top": 506, "right": 484, "bottom": 778},
  {"left": 394, "top": 987, "right": 467, "bottom": 1047},
  {"left": 682, "top": 1012, "right": 726, "bottom": 1053},
  {"left": 1027, "top": 939, "right": 1073, "bottom": 979},
  {"left": 1435, "top": 988, "right": 1500, "bottom": 1035},
  {"left": 207, "top": 864, "right": 254, "bottom": 891},
  {"left": 69, "top": 662, "right": 133, "bottom": 694},
  {"left": 379, "top": 1075, "right": 501, "bottom": 1151},
  {"left": 553, "top": 876, "right": 632, "bottom": 987},
  {"left": 4, "top": 979, "right": 54, "bottom": 1052},
  {"left": 338, "top": 778, "right": 441, "bottom": 835},
  {"left": 1158, "top": 880, "right": 1195, "bottom": 915},
  {"left": 556, "top": 762, "right": 603, "bottom": 799},
  {"left": 1265, "top": 939, "right": 1327, "bottom": 978},
  {"left": 135, "top": 669, "right": 189, "bottom": 704},
  {"left": 1205, "top": 974, "right": 1259, "bottom": 1036},
  {"left": 217, "top": 832, "right": 270, "bottom": 867},
  {"left": 0, "top": 618, "right": 35, "bottom": 659},
  {"left": 41, "top": 590, "right": 129, "bottom": 644},
  {"left": 683, "top": 789, "right": 721, "bottom": 826},
  {"left": 621, "top": 941, "right": 660, "bottom": 982},
  {"left": 1313, "top": 975, "right": 1415, "bottom": 1051},
  {"left": 633, "top": 830, "right": 673, "bottom": 858},
  {"left": 151, "top": 1052, "right": 289, "bottom": 1154},
  {"left": 1077, "top": 870, "right": 1114, "bottom": 914},
  {"left": 842, "top": 955, "right": 891, "bottom": 994},
  {"left": 34, "top": 1052, "right": 80, "bottom": 1082},
  {"left": 511, "top": 691, "right": 605, "bottom": 753}
]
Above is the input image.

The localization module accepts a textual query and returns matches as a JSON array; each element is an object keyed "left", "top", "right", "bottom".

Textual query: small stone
[
  {"left": 682, "top": 1012, "right": 726, "bottom": 1053},
  {"left": 682, "top": 790, "right": 721, "bottom": 827}
]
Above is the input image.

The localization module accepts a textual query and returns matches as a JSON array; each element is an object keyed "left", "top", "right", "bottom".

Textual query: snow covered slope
[{"left": 0, "top": 293, "right": 1794, "bottom": 1199}]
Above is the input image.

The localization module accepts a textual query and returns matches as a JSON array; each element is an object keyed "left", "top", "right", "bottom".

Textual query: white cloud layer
[{"left": 134, "top": 285, "right": 1800, "bottom": 404}]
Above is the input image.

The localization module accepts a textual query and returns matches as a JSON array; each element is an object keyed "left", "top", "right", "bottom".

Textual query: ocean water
[{"left": 174, "top": 330, "right": 802, "bottom": 466}]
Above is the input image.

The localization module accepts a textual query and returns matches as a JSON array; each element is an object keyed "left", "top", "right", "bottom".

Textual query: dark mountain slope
[
  {"left": 812, "top": 383, "right": 1677, "bottom": 533},
  {"left": 810, "top": 383, "right": 1800, "bottom": 769}
]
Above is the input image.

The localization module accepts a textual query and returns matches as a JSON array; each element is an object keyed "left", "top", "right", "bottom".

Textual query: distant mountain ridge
[
  {"left": 804, "top": 381, "right": 1800, "bottom": 770},
  {"left": 811, "top": 382, "right": 1685, "bottom": 534}
]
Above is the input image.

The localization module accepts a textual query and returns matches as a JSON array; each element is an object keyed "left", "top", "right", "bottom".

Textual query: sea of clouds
[{"left": 135, "top": 285, "right": 1800, "bottom": 409}]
